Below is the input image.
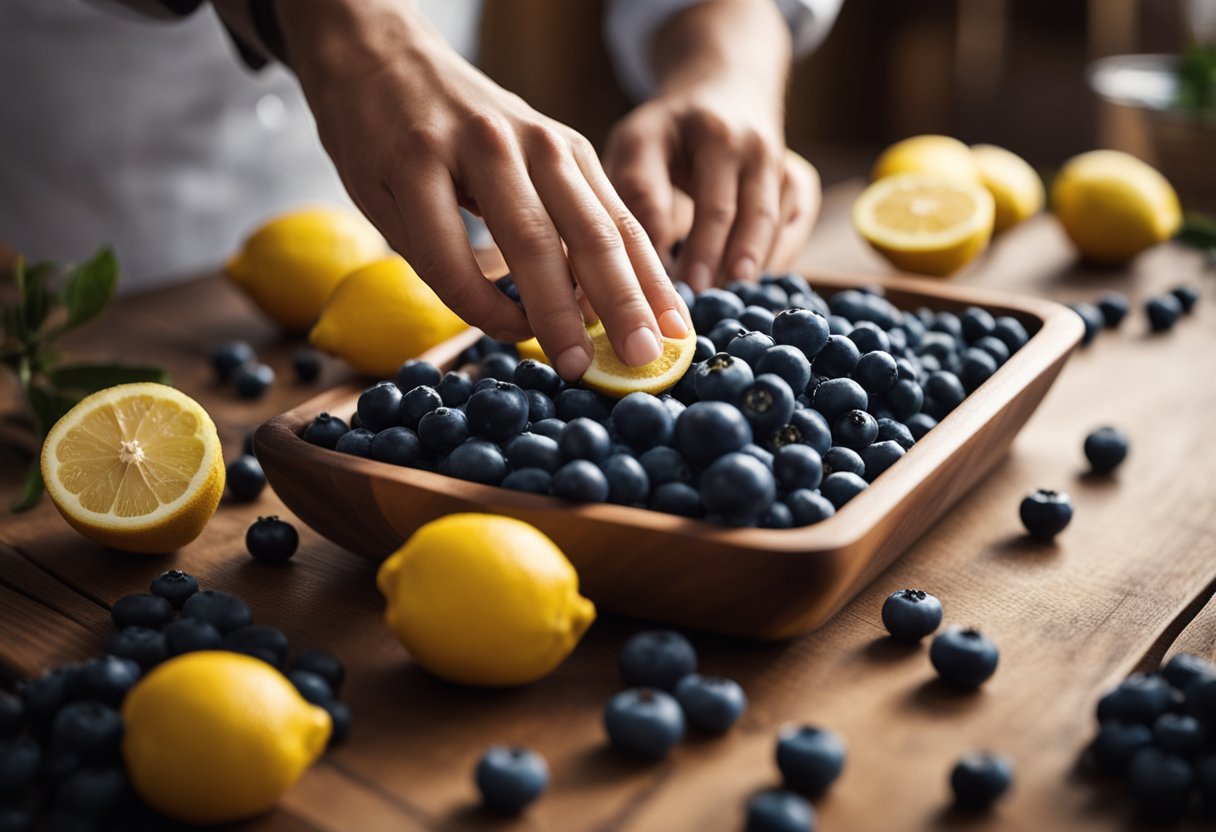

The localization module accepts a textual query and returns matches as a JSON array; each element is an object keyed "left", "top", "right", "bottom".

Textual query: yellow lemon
[
  {"left": 872, "top": 135, "right": 980, "bottom": 184},
  {"left": 1051, "top": 149, "right": 1181, "bottom": 264},
  {"left": 41, "top": 383, "right": 224, "bottom": 554},
  {"left": 309, "top": 255, "right": 468, "bottom": 377},
  {"left": 852, "top": 173, "right": 995, "bottom": 277},
  {"left": 226, "top": 205, "right": 387, "bottom": 332},
  {"left": 516, "top": 337, "right": 550, "bottom": 365},
  {"left": 579, "top": 320, "right": 697, "bottom": 398},
  {"left": 971, "top": 144, "right": 1045, "bottom": 233},
  {"left": 122, "top": 652, "right": 331, "bottom": 825},
  {"left": 377, "top": 514, "right": 595, "bottom": 687}
]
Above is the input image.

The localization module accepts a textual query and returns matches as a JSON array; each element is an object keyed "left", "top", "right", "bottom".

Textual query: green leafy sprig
[
  {"left": 2, "top": 248, "right": 169, "bottom": 511},
  {"left": 1176, "top": 213, "right": 1216, "bottom": 263}
]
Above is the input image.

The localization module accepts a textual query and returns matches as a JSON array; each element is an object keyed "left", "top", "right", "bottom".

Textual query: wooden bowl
[{"left": 256, "top": 273, "right": 1083, "bottom": 640}]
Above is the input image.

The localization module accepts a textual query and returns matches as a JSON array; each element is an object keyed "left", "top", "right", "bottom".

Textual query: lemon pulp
[{"left": 580, "top": 320, "right": 697, "bottom": 398}]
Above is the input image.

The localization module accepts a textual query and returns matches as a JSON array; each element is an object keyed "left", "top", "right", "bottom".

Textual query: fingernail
[
  {"left": 658, "top": 308, "right": 689, "bottom": 338},
  {"left": 732, "top": 256, "right": 757, "bottom": 283},
  {"left": 622, "top": 326, "right": 663, "bottom": 367},
  {"left": 554, "top": 345, "right": 591, "bottom": 380},
  {"left": 686, "top": 262, "right": 711, "bottom": 290}
]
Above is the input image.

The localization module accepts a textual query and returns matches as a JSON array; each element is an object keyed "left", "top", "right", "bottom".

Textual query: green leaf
[
  {"left": 11, "top": 461, "right": 44, "bottom": 512},
  {"left": 1176, "top": 213, "right": 1216, "bottom": 254},
  {"left": 22, "top": 262, "right": 55, "bottom": 334},
  {"left": 61, "top": 247, "right": 119, "bottom": 331},
  {"left": 25, "top": 384, "right": 75, "bottom": 437},
  {"left": 48, "top": 362, "right": 170, "bottom": 395}
]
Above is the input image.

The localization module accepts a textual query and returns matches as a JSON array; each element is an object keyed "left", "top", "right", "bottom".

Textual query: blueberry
[
  {"left": 991, "top": 316, "right": 1029, "bottom": 352},
  {"left": 1097, "top": 291, "right": 1130, "bottom": 328},
  {"left": 180, "top": 590, "right": 252, "bottom": 635},
  {"left": 826, "top": 315, "right": 853, "bottom": 336},
  {"left": 700, "top": 452, "right": 776, "bottom": 524},
  {"left": 0, "top": 692, "right": 22, "bottom": 739},
  {"left": 1083, "top": 426, "right": 1128, "bottom": 475},
  {"left": 500, "top": 468, "right": 552, "bottom": 494},
  {"left": 755, "top": 345, "right": 812, "bottom": 394},
  {"left": 466, "top": 382, "right": 530, "bottom": 441},
  {"left": 17, "top": 667, "right": 75, "bottom": 726},
  {"left": 226, "top": 455, "right": 266, "bottom": 501},
  {"left": 246, "top": 515, "right": 299, "bottom": 563},
  {"left": 493, "top": 273, "right": 522, "bottom": 304},
  {"left": 73, "top": 657, "right": 140, "bottom": 706},
  {"left": 1162, "top": 652, "right": 1214, "bottom": 692},
  {"left": 369, "top": 426, "right": 423, "bottom": 467},
  {"left": 1153, "top": 712, "right": 1205, "bottom": 755},
  {"left": 649, "top": 482, "right": 704, "bottom": 517},
  {"left": 512, "top": 359, "right": 560, "bottom": 396},
  {"left": 859, "top": 440, "right": 905, "bottom": 482},
  {"left": 950, "top": 752, "right": 1013, "bottom": 811},
  {"left": 441, "top": 439, "right": 508, "bottom": 485},
  {"left": 1172, "top": 283, "right": 1200, "bottom": 313},
  {"left": 504, "top": 433, "right": 561, "bottom": 473},
  {"left": 0, "top": 736, "right": 41, "bottom": 800},
  {"left": 357, "top": 381, "right": 403, "bottom": 433},
  {"left": 639, "top": 446, "right": 693, "bottom": 487},
  {"left": 417, "top": 407, "right": 469, "bottom": 452},
  {"left": 601, "top": 454, "right": 650, "bottom": 505},
  {"left": 1186, "top": 675, "right": 1216, "bottom": 723},
  {"left": 436, "top": 371, "right": 474, "bottom": 407},
  {"left": 693, "top": 352, "right": 755, "bottom": 403},
  {"left": 1019, "top": 489, "right": 1073, "bottom": 540},
  {"left": 675, "top": 401, "right": 752, "bottom": 467},
  {"left": 960, "top": 306, "right": 997, "bottom": 343},
  {"left": 668, "top": 369, "right": 700, "bottom": 405},
  {"left": 741, "top": 375, "right": 796, "bottom": 436},
  {"left": 1069, "top": 302, "right": 1104, "bottom": 346},
  {"left": 289, "top": 649, "right": 345, "bottom": 693},
  {"left": 740, "top": 305, "right": 777, "bottom": 335},
  {"left": 958, "top": 348, "right": 998, "bottom": 393},
  {"left": 741, "top": 442, "right": 774, "bottom": 469},
  {"left": 811, "top": 334, "right": 860, "bottom": 379},
  {"left": 821, "top": 446, "right": 864, "bottom": 478},
  {"left": 105, "top": 627, "right": 167, "bottom": 670},
  {"left": 851, "top": 350, "right": 898, "bottom": 398},
  {"left": 478, "top": 352, "right": 519, "bottom": 382},
  {"left": 1128, "top": 747, "right": 1193, "bottom": 821},
  {"left": 233, "top": 362, "right": 274, "bottom": 399},
  {"left": 776, "top": 725, "right": 846, "bottom": 795},
  {"left": 881, "top": 589, "right": 943, "bottom": 643},
  {"left": 334, "top": 428, "right": 375, "bottom": 458},
  {"left": 875, "top": 418, "right": 915, "bottom": 450},
  {"left": 148, "top": 569, "right": 198, "bottom": 610},
  {"left": 685, "top": 335, "right": 714, "bottom": 364},
  {"left": 209, "top": 340, "right": 255, "bottom": 382},
  {"left": 54, "top": 765, "right": 127, "bottom": 819},
  {"left": 286, "top": 347, "right": 323, "bottom": 385},
  {"left": 728, "top": 331, "right": 776, "bottom": 369},
  {"left": 163, "top": 618, "right": 224, "bottom": 655},
  {"left": 550, "top": 460, "right": 610, "bottom": 502},
  {"left": 619, "top": 630, "right": 697, "bottom": 690},
  {"left": 529, "top": 417, "right": 566, "bottom": 441},
  {"left": 225, "top": 625, "right": 290, "bottom": 668},
  {"left": 396, "top": 359, "right": 442, "bottom": 392},
  {"left": 708, "top": 319, "right": 746, "bottom": 352},
  {"left": 1198, "top": 754, "right": 1216, "bottom": 812},
  {"left": 324, "top": 700, "right": 353, "bottom": 748},
  {"left": 819, "top": 472, "right": 867, "bottom": 509},
  {"left": 603, "top": 688, "right": 685, "bottom": 760},
  {"left": 692, "top": 288, "right": 746, "bottom": 332},
  {"left": 473, "top": 377, "right": 499, "bottom": 393},
  {"left": 772, "top": 308, "right": 829, "bottom": 359},
  {"left": 475, "top": 746, "right": 549, "bottom": 814},
  {"left": 773, "top": 445, "right": 823, "bottom": 492},
  {"left": 832, "top": 409, "right": 877, "bottom": 451},
  {"left": 917, "top": 331, "right": 956, "bottom": 365},
  {"left": 1146, "top": 294, "right": 1183, "bottom": 332},
  {"left": 558, "top": 418, "right": 611, "bottom": 463},
  {"left": 973, "top": 335, "right": 1011, "bottom": 366},
  {"left": 906, "top": 412, "right": 938, "bottom": 440},
  {"left": 759, "top": 502, "right": 795, "bottom": 529},
  {"left": 784, "top": 489, "right": 835, "bottom": 526},
  {"left": 1097, "top": 673, "right": 1174, "bottom": 724},
  {"left": 286, "top": 670, "right": 334, "bottom": 706},
  {"left": 929, "top": 627, "right": 999, "bottom": 688},
  {"left": 111, "top": 593, "right": 173, "bottom": 631},
  {"left": 810, "top": 378, "right": 867, "bottom": 423},
  {"left": 744, "top": 789, "right": 816, "bottom": 832},
  {"left": 674, "top": 674, "right": 746, "bottom": 734},
  {"left": 302, "top": 412, "right": 349, "bottom": 450},
  {"left": 847, "top": 321, "right": 890, "bottom": 354},
  {"left": 768, "top": 272, "right": 813, "bottom": 299},
  {"left": 923, "top": 371, "right": 965, "bottom": 415},
  {"left": 52, "top": 702, "right": 122, "bottom": 762},
  {"left": 1089, "top": 720, "right": 1152, "bottom": 775},
  {"left": 771, "top": 409, "right": 832, "bottom": 456},
  {"left": 611, "top": 393, "right": 674, "bottom": 451},
  {"left": 554, "top": 391, "right": 612, "bottom": 427},
  {"left": 400, "top": 385, "right": 443, "bottom": 431}
]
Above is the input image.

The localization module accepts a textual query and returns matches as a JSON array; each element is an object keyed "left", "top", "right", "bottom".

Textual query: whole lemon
[
  {"left": 122, "top": 652, "right": 331, "bottom": 825},
  {"left": 226, "top": 205, "right": 387, "bottom": 331},
  {"left": 872, "top": 135, "right": 980, "bottom": 184},
  {"left": 377, "top": 514, "right": 596, "bottom": 687},
  {"left": 971, "top": 144, "right": 1044, "bottom": 233},
  {"left": 309, "top": 255, "right": 468, "bottom": 377},
  {"left": 1051, "top": 150, "right": 1181, "bottom": 264}
]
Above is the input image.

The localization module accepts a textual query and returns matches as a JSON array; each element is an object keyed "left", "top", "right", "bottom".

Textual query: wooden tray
[{"left": 256, "top": 272, "right": 1083, "bottom": 640}]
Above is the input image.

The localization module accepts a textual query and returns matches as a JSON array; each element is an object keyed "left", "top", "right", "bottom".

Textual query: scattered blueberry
[
  {"left": 104, "top": 627, "right": 167, "bottom": 670},
  {"left": 1097, "top": 291, "right": 1129, "bottom": 328},
  {"left": 292, "top": 348, "right": 322, "bottom": 384},
  {"left": 225, "top": 455, "right": 266, "bottom": 502},
  {"left": 73, "top": 656, "right": 141, "bottom": 706},
  {"left": 1090, "top": 720, "right": 1153, "bottom": 776},
  {"left": 1153, "top": 712, "right": 1204, "bottom": 755},
  {"left": 744, "top": 789, "right": 816, "bottom": 832},
  {"left": 1070, "top": 302, "right": 1104, "bottom": 346},
  {"left": 289, "top": 649, "right": 345, "bottom": 694},
  {"left": 1172, "top": 284, "right": 1199, "bottom": 313},
  {"left": 324, "top": 700, "right": 353, "bottom": 748},
  {"left": 603, "top": 688, "right": 685, "bottom": 760},
  {"left": 225, "top": 625, "right": 290, "bottom": 668},
  {"left": 209, "top": 341, "right": 254, "bottom": 382},
  {"left": 929, "top": 627, "right": 999, "bottom": 689},
  {"left": 246, "top": 516, "right": 299, "bottom": 563},
  {"left": 111, "top": 594, "right": 173, "bottom": 631},
  {"left": 233, "top": 362, "right": 274, "bottom": 399},
  {"left": 776, "top": 725, "right": 847, "bottom": 795},
  {"left": 1084, "top": 426, "right": 1128, "bottom": 475},
  {"left": 619, "top": 630, "right": 697, "bottom": 691},
  {"left": 287, "top": 670, "right": 334, "bottom": 706},
  {"left": 1146, "top": 294, "right": 1183, "bottom": 332},
  {"left": 674, "top": 674, "right": 746, "bottom": 734},
  {"left": 475, "top": 746, "right": 549, "bottom": 814},
  {"left": 1096, "top": 673, "right": 1173, "bottom": 725},
  {"left": 881, "top": 589, "right": 943, "bottom": 643},
  {"left": 950, "top": 751, "right": 1013, "bottom": 811},
  {"left": 163, "top": 618, "right": 224, "bottom": 655},
  {"left": 180, "top": 590, "right": 252, "bottom": 635},
  {"left": 1019, "top": 489, "right": 1073, "bottom": 541},
  {"left": 148, "top": 569, "right": 198, "bottom": 609},
  {"left": 1162, "top": 652, "right": 1213, "bottom": 692}
]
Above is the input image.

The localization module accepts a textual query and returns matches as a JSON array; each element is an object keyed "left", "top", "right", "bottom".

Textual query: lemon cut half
[
  {"left": 41, "top": 383, "right": 225, "bottom": 553},
  {"left": 852, "top": 173, "right": 995, "bottom": 277},
  {"left": 579, "top": 321, "right": 697, "bottom": 398}
]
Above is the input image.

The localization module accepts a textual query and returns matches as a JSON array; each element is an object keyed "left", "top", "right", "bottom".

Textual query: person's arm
[
  {"left": 603, "top": 0, "right": 830, "bottom": 290},
  {"left": 206, "top": 0, "right": 690, "bottom": 380}
]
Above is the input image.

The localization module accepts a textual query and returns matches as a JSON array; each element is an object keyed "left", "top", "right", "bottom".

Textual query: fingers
[
  {"left": 677, "top": 145, "right": 740, "bottom": 293},
  {"left": 603, "top": 119, "right": 678, "bottom": 266},
  {"left": 385, "top": 166, "right": 532, "bottom": 343},
  {"left": 721, "top": 153, "right": 782, "bottom": 284},
  {"left": 767, "top": 149, "right": 822, "bottom": 271}
]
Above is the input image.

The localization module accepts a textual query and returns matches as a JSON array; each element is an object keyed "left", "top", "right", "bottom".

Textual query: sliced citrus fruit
[
  {"left": 579, "top": 321, "right": 697, "bottom": 397},
  {"left": 515, "top": 337, "right": 550, "bottom": 365},
  {"left": 41, "top": 383, "right": 225, "bottom": 554},
  {"left": 971, "top": 144, "right": 1044, "bottom": 233},
  {"left": 852, "top": 173, "right": 995, "bottom": 277}
]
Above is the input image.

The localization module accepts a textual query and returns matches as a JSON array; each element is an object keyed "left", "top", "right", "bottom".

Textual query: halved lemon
[
  {"left": 580, "top": 321, "right": 697, "bottom": 398},
  {"left": 41, "top": 383, "right": 225, "bottom": 554},
  {"left": 852, "top": 173, "right": 995, "bottom": 277}
]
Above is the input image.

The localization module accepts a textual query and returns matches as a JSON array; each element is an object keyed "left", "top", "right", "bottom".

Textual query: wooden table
[{"left": 2, "top": 182, "right": 1214, "bottom": 831}]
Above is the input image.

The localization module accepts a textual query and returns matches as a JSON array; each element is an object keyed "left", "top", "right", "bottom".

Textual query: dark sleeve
[{"left": 110, "top": 0, "right": 287, "bottom": 70}]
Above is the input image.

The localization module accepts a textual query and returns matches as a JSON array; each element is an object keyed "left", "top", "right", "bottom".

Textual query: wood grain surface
[{"left": 2, "top": 182, "right": 1214, "bottom": 831}]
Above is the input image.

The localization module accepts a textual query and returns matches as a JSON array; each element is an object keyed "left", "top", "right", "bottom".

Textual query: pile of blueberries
[
  {"left": 0, "top": 571, "right": 349, "bottom": 831},
  {"left": 303, "top": 274, "right": 1030, "bottom": 528},
  {"left": 1087, "top": 652, "right": 1216, "bottom": 821},
  {"left": 1069, "top": 283, "right": 1200, "bottom": 345}
]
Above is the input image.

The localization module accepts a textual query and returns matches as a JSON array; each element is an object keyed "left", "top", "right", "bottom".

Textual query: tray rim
[{"left": 257, "top": 270, "right": 1083, "bottom": 558}]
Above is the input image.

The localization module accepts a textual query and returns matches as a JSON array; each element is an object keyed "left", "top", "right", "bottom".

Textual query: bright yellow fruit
[
  {"left": 377, "top": 514, "right": 595, "bottom": 687},
  {"left": 580, "top": 320, "right": 697, "bottom": 398},
  {"left": 971, "top": 144, "right": 1045, "bottom": 233},
  {"left": 122, "top": 652, "right": 331, "bottom": 825},
  {"left": 309, "top": 255, "right": 468, "bottom": 377},
  {"left": 515, "top": 337, "right": 550, "bottom": 365},
  {"left": 226, "top": 205, "right": 387, "bottom": 332},
  {"left": 852, "top": 173, "right": 995, "bottom": 277},
  {"left": 1051, "top": 149, "right": 1181, "bottom": 264},
  {"left": 41, "top": 383, "right": 224, "bottom": 554},
  {"left": 872, "top": 135, "right": 980, "bottom": 184}
]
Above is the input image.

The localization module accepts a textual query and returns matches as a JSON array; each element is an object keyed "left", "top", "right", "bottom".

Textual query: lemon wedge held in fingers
[{"left": 579, "top": 320, "right": 697, "bottom": 398}]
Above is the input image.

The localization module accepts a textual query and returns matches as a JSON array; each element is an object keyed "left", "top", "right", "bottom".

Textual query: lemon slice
[
  {"left": 852, "top": 173, "right": 995, "bottom": 277},
  {"left": 515, "top": 337, "right": 550, "bottom": 365},
  {"left": 41, "top": 383, "right": 225, "bottom": 554},
  {"left": 579, "top": 320, "right": 697, "bottom": 397}
]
